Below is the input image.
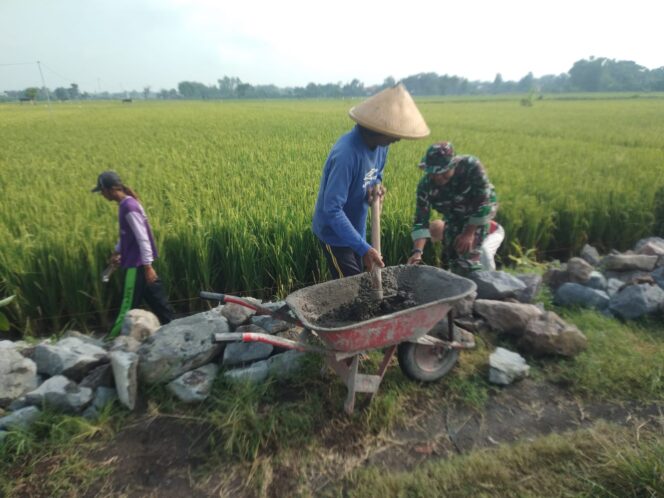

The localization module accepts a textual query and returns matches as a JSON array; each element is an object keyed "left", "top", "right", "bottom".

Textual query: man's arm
[
  {"left": 125, "top": 211, "right": 158, "bottom": 284},
  {"left": 321, "top": 156, "right": 372, "bottom": 257}
]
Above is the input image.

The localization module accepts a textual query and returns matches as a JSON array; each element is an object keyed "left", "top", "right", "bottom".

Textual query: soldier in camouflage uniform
[{"left": 407, "top": 141, "right": 498, "bottom": 274}]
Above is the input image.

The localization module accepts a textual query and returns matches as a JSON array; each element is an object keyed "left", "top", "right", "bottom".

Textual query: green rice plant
[{"left": 1, "top": 97, "right": 664, "bottom": 332}]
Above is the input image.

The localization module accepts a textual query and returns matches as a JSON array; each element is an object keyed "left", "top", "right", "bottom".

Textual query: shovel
[{"left": 370, "top": 196, "right": 384, "bottom": 300}]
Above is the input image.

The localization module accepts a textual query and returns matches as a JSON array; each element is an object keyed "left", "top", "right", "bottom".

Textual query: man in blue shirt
[{"left": 312, "top": 84, "right": 429, "bottom": 278}]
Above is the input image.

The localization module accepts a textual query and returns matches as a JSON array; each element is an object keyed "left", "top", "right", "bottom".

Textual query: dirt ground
[{"left": 81, "top": 379, "right": 663, "bottom": 497}]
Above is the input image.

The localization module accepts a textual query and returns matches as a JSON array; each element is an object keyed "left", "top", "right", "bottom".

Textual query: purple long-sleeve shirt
[{"left": 115, "top": 196, "right": 158, "bottom": 269}]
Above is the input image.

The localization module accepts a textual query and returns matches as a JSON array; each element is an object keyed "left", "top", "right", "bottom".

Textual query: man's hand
[
  {"left": 363, "top": 247, "right": 384, "bottom": 271},
  {"left": 367, "top": 183, "right": 387, "bottom": 205},
  {"left": 454, "top": 226, "right": 476, "bottom": 254},
  {"left": 144, "top": 265, "right": 158, "bottom": 284},
  {"left": 109, "top": 252, "right": 121, "bottom": 267}
]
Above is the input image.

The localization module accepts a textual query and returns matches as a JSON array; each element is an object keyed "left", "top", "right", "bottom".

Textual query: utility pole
[{"left": 36, "top": 60, "right": 53, "bottom": 117}]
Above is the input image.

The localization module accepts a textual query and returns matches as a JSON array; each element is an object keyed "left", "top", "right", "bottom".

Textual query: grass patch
[
  {"left": 545, "top": 309, "right": 664, "bottom": 401},
  {"left": 327, "top": 421, "right": 664, "bottom": 498},
  {"left": 0, "top": 405, "right": 124, "bottom": 497}
]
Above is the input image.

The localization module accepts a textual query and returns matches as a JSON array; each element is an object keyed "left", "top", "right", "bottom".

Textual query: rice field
[{"left": 1, "top": 96, "right": 664, "bottom": 332}]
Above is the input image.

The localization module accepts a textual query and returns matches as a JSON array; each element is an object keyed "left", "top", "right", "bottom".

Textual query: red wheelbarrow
[{"left": 201, "top": 265, "right": 476, "bottom": 414}]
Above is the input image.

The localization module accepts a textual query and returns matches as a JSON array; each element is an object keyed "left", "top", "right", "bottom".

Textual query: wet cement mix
[{"left": 316, "top": 272, "right": 417, "bottom": 328}]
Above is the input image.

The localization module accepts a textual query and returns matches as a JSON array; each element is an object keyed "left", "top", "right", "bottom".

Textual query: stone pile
[
  {"left": 546, "top": 237, "right": 664, "bottom": 320},
  {"left": 448, "top": 268, "right": 590, "bottom": 386},
  {"left": 0, "top": 303, "right": 304, "bottom": 440}
]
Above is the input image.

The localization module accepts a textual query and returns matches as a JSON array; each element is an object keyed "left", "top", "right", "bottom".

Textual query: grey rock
[
  {"left": 33, "top": 337, "right": 108, "bottom": 381},
  {"left": 109, "top": 335, "right": 142, "bottom": 353},
  {"left": 543, "top": 267, "right": 570, "bottom": 291},
  {"left": 93, "top": 386, "right": 118, "bottom": 410},
  {"left": 452, "top": 291, "right": 476, "bottom": 317},
  {"left": 652, "top": 267, "right": 664, "bottom": 289},
  {"left": 513, "top": 274, "right": 543, "bottom": 303},
  {"left": 608, "top": 284, "right": 664, "bottom": 320},
  {"left": 138, "top": 311, "right": 228, "bottom": 384},
  {"left": 25, "top": 375, "right": 93, "bottom": 413},
  {"left": 80, "top": 364, "right": 115, "bottom": 389},
  {"left": 453, "top": 316, "right": 490, "bottom": 334},
  {"left": 0, "top": 406, "right": 41, "bottom": 431},
  {"left": 469, "top": 271, "right": 527, "bottom": 300},
  {"left": 634, "top": 237, "right": 664, "bottom": 256},
  {"left": 121, "top": 309, "right": 161, "bottom": 342},
  {"left": 251, "top": 315, "right": 290, "bottom": 334},
  {"left": 61, "top": 330, "right": 104, "bottom": 348},
  {"left": 566, "top": 257, "right": 594, "bottom": 283},
  {"left": 221, "top": 297, "right": 261, "bottom": 327},
  {"left": 222, "top": 342, "right": 273, "bottom": 366},
  {"left": 554, "top": 283, "right": 610, "bottom": 310},
  {"left": 224, "top": 360, "right": 269, "bottom": 383},
  {"left": 82, "top": 406, "right": 99, "bottom": 420},
  {"left": 110, "top": 351, "right": 138, "bottom": 410},
  {"left": 606, "top": 278, "right": 624, "bottom": 298},
  {"left": 488, "top": 348, "right": 529, "bottom": 385},
  {"left": 604, "top": 269, "right": 652, "bottom": 284},
  {"left": 0, "top": 340, "right": 34, "bottom": 357},
  {"left": 267, "top": 350, "right": 305, "bottom": 378},
  {"left": 8, "top": 397, "right": 30, "bottom": 411},
  {"left": 167, "top": 363, "right": 218, "bottom": 403},
  {"left": 583, "top": 271, "right": 607, "bottom": 291},
  {"left": 521, "top": 311, "right": 588, "bottom": 357},
  {"left": 260, "top": 301, "right": 287, "bottom": 312},
  {"left": 0, "top": 347, "right": 38, "bottom": 408},
  {"left": 580, "top": 244, "right": 601, "bottom": 266},
  {"left": 602, "top": 254, "right": 658, "bottom": 272},
  {"left": 473, "top": 299, "right": 543, "bottom": 335}
]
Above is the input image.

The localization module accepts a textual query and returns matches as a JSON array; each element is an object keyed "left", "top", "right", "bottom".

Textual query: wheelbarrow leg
[
  {"left": 326, "top": 345, "right": 398, "bottom": 415},
  {"left": 369, "top": 345, "right": 397, "bottom": 402}
]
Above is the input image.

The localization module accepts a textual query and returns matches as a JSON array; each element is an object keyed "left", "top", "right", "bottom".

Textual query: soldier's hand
[{"left": 454, "top": 231, "right": 475, "bottom": 254}]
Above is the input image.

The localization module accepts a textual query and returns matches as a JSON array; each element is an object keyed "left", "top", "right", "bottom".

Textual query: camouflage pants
[{"left": 443, "top": 222, "right": 489, "bottom": 275}]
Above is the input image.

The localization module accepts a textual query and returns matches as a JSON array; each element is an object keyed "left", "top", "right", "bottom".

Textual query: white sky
[{"left": 1, "top": 0, "right": 662, "bottom": 92}]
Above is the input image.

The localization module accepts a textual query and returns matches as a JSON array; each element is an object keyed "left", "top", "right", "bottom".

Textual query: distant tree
[
  {"left": 236, "top": 83, "right": 253, "bottom": 98},
  {"left": 342, "top": 79, "right": 364, "bottom": 97},
  {"left": 381, "top": 76, "right": 396, "bottom": 90},
  {"left": 24, "top": 87, "right": 39, "bottom": 101},
  {"left": 649, "top": 67, "right": 664, "bottom": 91},
  {"left": 68, "top": 83, "right": 80, "bottom": 100},
  {"left": 54, "top": 87, "right": 69, "bottom": 101},
  {"left": 218, "top": 76, "right": 241, "bottom": 98},
  {"left": 492, "top": 73, "right": 504, "bottom": 93},
  {"left": 143, "top": 86, "right": 151, "bottom": 100},
  {"left": 569, "top": 57, "right": 605, "bottom": 91},
  {"left": 517, "top": 72, "right": 535, "bottom": 92}
]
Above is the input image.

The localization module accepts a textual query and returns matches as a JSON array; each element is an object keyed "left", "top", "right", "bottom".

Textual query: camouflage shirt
[{"left": 411, "top": 155, "right": 497, "bottom": 241}]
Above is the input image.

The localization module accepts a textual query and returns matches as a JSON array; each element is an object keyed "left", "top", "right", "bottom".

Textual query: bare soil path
[{"left": 82, "top": 379, "right": 663, "bottom": 497}]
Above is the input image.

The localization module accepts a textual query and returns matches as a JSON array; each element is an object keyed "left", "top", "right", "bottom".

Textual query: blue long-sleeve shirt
[{"left": 312, "top": 126, "right": 388, "bottom": 256}]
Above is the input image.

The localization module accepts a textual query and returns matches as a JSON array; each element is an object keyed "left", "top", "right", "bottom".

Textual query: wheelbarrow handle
[
  {"left": 199, "top": 291, "right": 302, "bottom": 326},
  {"left": 200, "top": 291, "right": 261, "bottom": 311}
]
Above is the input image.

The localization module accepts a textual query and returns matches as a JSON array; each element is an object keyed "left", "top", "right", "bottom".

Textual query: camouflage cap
[{"left": 418, "top": 141, "right": 455, "bottom": 174}]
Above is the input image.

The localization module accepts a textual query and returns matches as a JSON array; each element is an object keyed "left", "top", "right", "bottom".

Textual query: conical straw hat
[{"left": 348, "top": 83, "right": 430, "bottom": 139}]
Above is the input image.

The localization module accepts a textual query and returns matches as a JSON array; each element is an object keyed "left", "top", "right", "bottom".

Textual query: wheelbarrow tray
[{"left": 285, "top": 265, "right": 476, "bottom": 354}]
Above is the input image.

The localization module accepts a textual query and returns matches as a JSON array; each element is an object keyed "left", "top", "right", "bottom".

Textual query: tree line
[{"left": 4, "top": 56, "right": 664, "bottom": 102}]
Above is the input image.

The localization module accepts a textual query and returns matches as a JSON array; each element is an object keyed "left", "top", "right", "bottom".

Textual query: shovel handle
[{"left": 370, "top": 198, "right": 383, "bottom": 298}]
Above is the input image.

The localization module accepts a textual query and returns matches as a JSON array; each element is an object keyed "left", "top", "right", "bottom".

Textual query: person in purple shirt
[
  {"left": 312, "top": 84, "right": 430, "bottom": 278},
  {"left": 92, "top": 171, "right": 173, "bottom": 338}
]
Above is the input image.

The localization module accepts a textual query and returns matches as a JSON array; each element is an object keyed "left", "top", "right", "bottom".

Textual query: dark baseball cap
[{"left": 91, "top": 171, "right": 122, "bottom": 192}]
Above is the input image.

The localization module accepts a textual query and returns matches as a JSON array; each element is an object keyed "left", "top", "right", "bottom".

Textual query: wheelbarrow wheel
[{"left": 397, "top": 341, "right": 459, "bottom": 382}]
